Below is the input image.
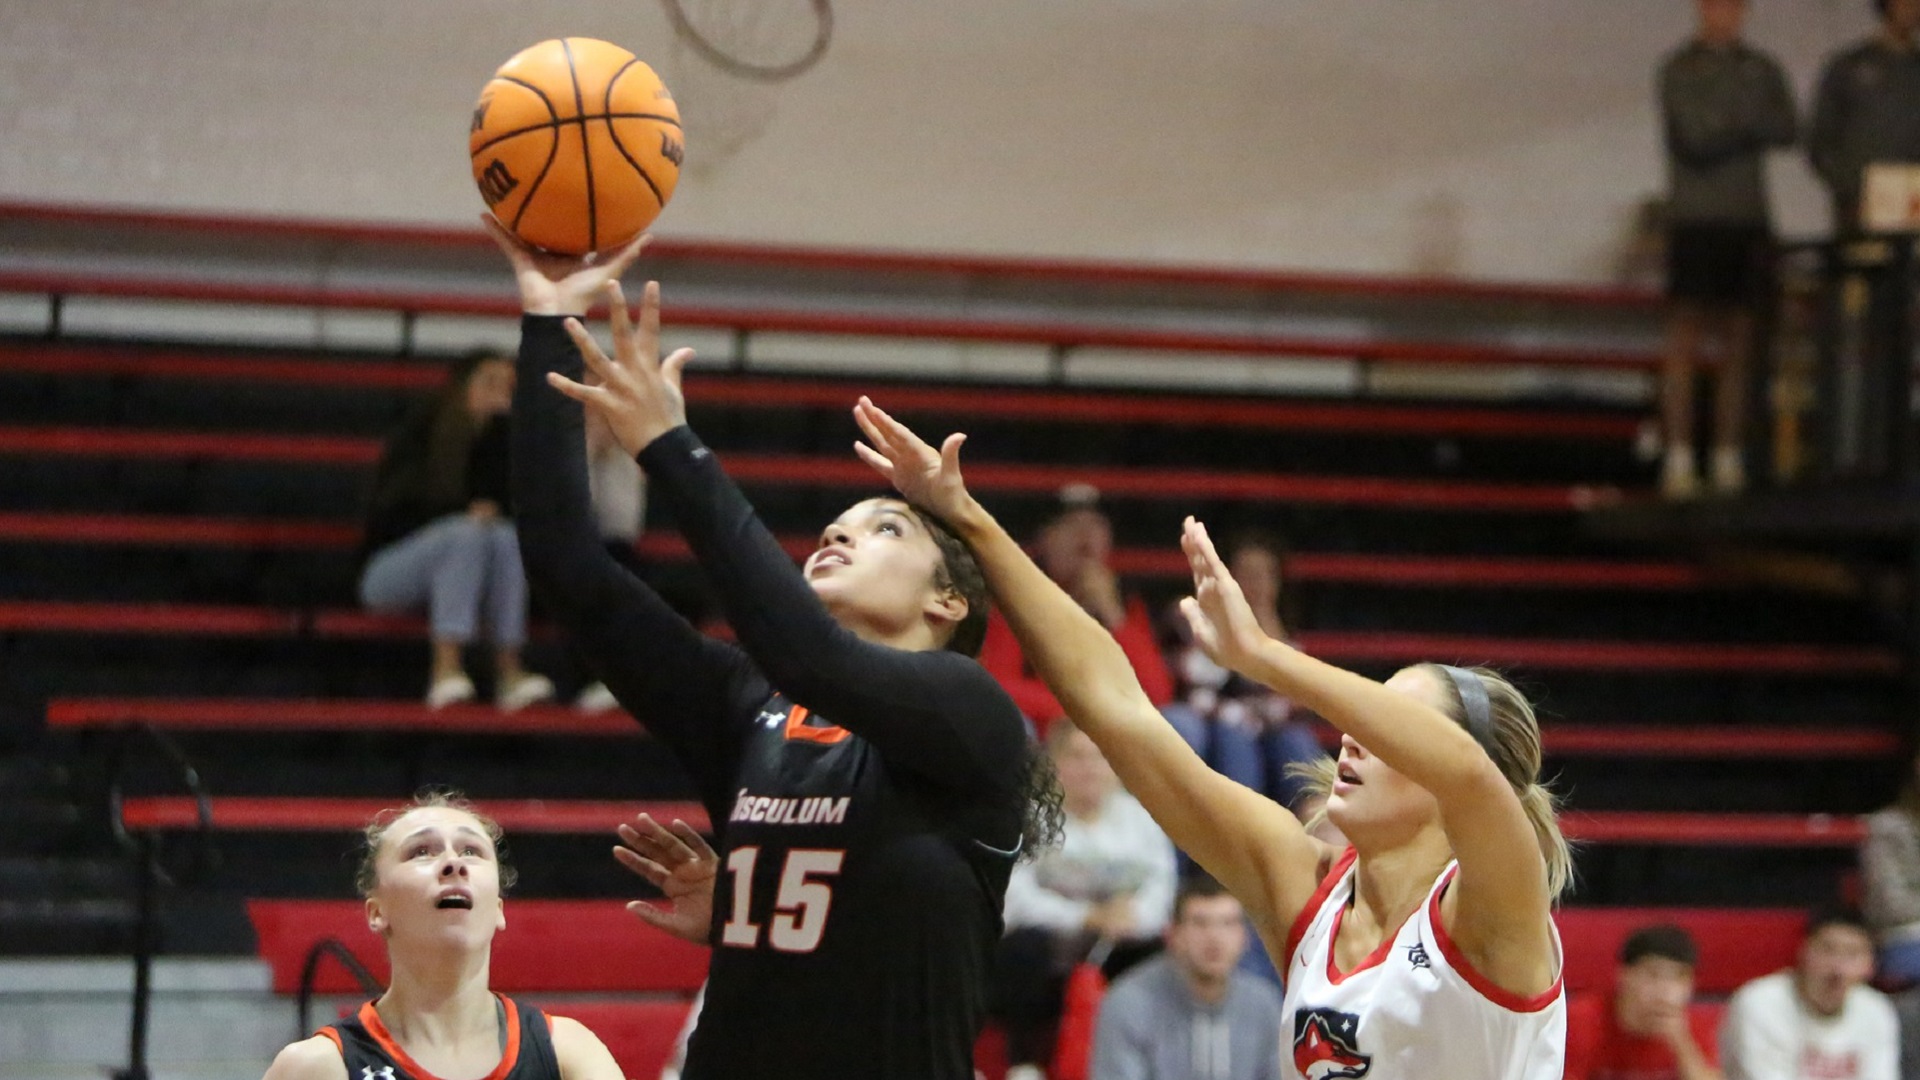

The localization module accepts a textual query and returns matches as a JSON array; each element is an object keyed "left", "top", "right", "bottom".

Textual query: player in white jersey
[{"left": 852, "top": 400, "right": 1572, "bottom": 1080}]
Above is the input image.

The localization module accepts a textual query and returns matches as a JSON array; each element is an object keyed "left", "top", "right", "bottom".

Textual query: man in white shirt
[
  {"left": 1719, "top": 908, "right": 1899, "bottom": 1080},
  {"left": 998, "top": 719, "right": 1179, "bottom": 1080}
]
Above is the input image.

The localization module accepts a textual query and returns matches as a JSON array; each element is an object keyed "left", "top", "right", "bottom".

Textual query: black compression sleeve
[
  {"left": 512, "top": 315, "right": 766, "bottom": 801},
  {"left": 637, "top": 424, "right": 1028, "bottom": 791}
]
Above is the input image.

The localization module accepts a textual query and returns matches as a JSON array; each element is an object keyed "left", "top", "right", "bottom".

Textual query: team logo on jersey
[
  {"left": 360, "top": 1068, "right": 396, "bottom": 1080},
  {"left": 1292, "top": 1007, "right": 1372, "bottom": 1079}
]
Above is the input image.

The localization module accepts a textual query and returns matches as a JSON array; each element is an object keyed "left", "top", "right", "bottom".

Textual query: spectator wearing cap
[
  {"left": 980, "top": 485, "right": 1174, "bottom": 737},
  {"left": 1565, "top": 925, "right": 1721, "bottom": 1080},
  {"left": 1089, "top": 876, "right": 1282, "bottom": 1080},
  {"left": 1719, "top": 908, "right": 1898, "bottom": 1080}
]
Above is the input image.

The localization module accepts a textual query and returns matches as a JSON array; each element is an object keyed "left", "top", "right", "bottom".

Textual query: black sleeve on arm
[
  {"left": 512, "top": 315, "right": 768, "bottom": 794},
  {"left": 637, "top": 425, "right": 1029, "bottom": 792}
]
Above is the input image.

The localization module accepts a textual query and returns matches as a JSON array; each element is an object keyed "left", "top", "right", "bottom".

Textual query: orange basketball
[{"left": 470, "top": 38, "right": 683, "bottom": 256}]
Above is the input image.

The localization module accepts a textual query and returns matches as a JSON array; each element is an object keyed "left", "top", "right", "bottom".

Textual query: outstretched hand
[
  {"left": 851, "top": 396, "right": 976, "bottom": 524},
  {"left": 613, "top": 813, "right": 718, "bottom": 946},
  {"left": 1178, "top": 516, "right": 1273, "bottom": 676},
  {"left": 482, "top": 213, "right": 649, "bottom": 317},
  {"left": 547, "top": 280, "right": 695, "bottom": 457}
]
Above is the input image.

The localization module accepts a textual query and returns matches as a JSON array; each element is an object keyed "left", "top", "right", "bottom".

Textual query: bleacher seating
[{"left": 0, "top": 207, "right": 1903, "bottom": 1073}]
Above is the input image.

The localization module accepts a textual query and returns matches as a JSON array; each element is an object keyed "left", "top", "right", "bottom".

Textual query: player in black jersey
[
  {"left": 260, "top": 791, "right": 623, "bottom": 1080},
  {"left": 486, "top": 222, "right": 1060, "bottom": 1080}
]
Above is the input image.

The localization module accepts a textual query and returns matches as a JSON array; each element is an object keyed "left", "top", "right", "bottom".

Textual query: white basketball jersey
[{"left": 1278, "top": 849, "right": 1565, "bottom": 1080}]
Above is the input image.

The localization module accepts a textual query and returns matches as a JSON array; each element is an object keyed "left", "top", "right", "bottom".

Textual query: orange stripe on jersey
[
  {"left": 359, "top": 993, "right": 525, "bottom": 1080},
  {"left": 783, "top": 704, "right": 851, "bottom": 745},
  {"left": 316, "top": 1027, "right": 343, "bottom": 1056}
]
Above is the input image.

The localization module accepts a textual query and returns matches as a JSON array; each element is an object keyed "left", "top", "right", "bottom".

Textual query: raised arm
[
  {"left": 1179, "top": 517, "right": 1555, "bottom": 997},
  {"left": 544, "top": 283, "right": 1025, "bottom": 793},
  {"left": 492, "top": 220, "right": 765, "bottom": 798},
  {"left": 850, "top": 399, "right": 1330, "bottom": 942}
]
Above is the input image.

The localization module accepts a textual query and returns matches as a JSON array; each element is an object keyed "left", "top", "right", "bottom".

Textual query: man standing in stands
[
  {"left": 1719, "top": 909, "right": 1899, "bottom": 1080},
  {"left": 1090, "top": 876, "right": 1281, "bottom": 1080},
  {"left": 1653, "top": 0, "right": 1798, "bottom": 499},
  {"left": 1809, "top": 0, "right": 1920, "bottom": 234},
  {"left": 1564, "top": 925, "right": 1722, "bottom": 1080}
]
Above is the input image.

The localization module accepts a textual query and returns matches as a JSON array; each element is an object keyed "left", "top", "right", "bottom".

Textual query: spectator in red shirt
[
  {"left": 1566, "top": 925, "right": 1722, "bottom": 1080},
  {"left": 980, "top": 485, "right": 1173, "bottom": 734}
]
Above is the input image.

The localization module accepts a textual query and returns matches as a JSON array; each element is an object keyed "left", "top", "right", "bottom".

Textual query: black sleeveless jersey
[
  {"left": 317, "top": 995, "right": 560, "bottom": 1080},
  {"left": 513, "top": 316, "right": 1035, "bottom": 1080}
]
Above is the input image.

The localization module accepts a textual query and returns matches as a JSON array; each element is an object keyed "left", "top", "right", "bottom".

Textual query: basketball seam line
[
  {"left": 561, "top": 38, "right": 598, "bottom": 252},
  {"left": 470, "top": 113, "right": 682, "bottom": 158},
  {"left": 492, "top": 75, "right": 562, "bottom": 236},
  {"left": 603, "top": 59, "right": 667, "bottom": 211}
]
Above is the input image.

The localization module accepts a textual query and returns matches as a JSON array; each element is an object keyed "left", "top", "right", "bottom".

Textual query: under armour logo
[
  {"left": 1406, "top": 942, "right": 1430, "bottom": 970},
  {"left": 757, "top": 709, "right": 785, "bottom": 728},
  {"left": 362, "top": 1068, "right": 397, "bottom": 1080},
  {"left": 690, "top": 447, "right": 711, "bottom": 461}
]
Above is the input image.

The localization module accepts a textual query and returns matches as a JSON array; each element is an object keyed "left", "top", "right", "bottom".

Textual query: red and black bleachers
[{"left": 0, "top": 209, "right": 1901, "bottom": 1033}]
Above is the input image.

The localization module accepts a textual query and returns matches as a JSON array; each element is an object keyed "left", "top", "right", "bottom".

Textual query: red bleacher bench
[
  {"left": 1557, "top": 908, "right": 1803, "bottom": 996},
  {"left": 247, "top": 899, "right": 708, "bottom": 995},
  {"left": 49, "top": 697, "right": 1902, "bottom": 761}
]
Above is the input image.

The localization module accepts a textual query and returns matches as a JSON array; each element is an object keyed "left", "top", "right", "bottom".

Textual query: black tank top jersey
[
  {"left": 317, "top": 996, "right": 560, "bottom": 1080},
  {"left": 690, "top": 694, "right": 1020, "bottom": 1079},
  {"left": 512, "top": 316, "right": 1034, "bottom": 1080}
]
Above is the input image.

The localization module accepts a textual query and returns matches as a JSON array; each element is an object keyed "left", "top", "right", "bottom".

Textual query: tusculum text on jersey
[{"left": 728, "top": 790, "right": 850, "bottom": 826}]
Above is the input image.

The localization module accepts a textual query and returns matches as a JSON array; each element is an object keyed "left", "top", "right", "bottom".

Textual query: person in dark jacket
[
  {"left": 1654, "top": 0, "right": 1798, "bottom": 499},
  {"left": 358, "top": 350, "right": 553, "bottom": 709},
  {"left": 1810, "top": 0, "right": 1920, "bottom": 234}
]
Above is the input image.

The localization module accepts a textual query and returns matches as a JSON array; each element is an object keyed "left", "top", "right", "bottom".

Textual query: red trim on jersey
[
  {"left": 358, "top": 993, "right": 525, "bottom": 1080},
  {"left": 1324, "top": 889, "right": 1419, "bottom": 985},
  {"left": 783, "top": 704, "right": 851, "bottom": 745},
  {"left": 1283, "top": 846, "right": 1356, "bottom": 975},
  {"left": 316, "top": 1027, "right": 343, "bottom": 1056},
  {"left": 1426, "top": 868, "right": 1563, "bottom": 1013}
]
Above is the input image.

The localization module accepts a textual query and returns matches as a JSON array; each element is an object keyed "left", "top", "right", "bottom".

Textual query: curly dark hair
[
  {"left": 1017, "top": 739, "right": 1066, "bottom": 860},
  {"left": 897, "top": 501, "right": 990, "bottom": 658}
]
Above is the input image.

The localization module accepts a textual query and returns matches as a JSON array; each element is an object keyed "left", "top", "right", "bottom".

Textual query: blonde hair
[
  {"left": 1289, "top": 665, "right": 1572, "bottom": 898},
  {"left": 354, "top": 788, "right": 517, "bottom": 898}
]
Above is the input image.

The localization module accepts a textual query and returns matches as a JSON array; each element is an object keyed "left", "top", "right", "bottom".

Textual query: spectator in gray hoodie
[
  {"left": 1091, "top": 877, "right": 1282, "bottom": 1080},
  {"left": 1654, "top": 0, "right": 1799, "bottom": 499},
  {"left": 1810, "top": 0, "right": 1920, "bottom": 234}
]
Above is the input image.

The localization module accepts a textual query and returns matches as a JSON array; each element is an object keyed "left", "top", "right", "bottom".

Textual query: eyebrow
[{"left": 397, "top": 825, "right": 490, "bottom": 849}]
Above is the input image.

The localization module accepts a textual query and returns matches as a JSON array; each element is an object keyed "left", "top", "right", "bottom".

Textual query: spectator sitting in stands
[
  {"left": 1653, "top": 0, "right": 1799, "bottom": 499},
  {"left": 1862, "top": 749, "right": 1920, "bottom": 985},
  {"left": 1809, "top": 0, "right": 1920, "bottom": 235},
  {"left": 261, "top": 790, "right": 622, "bottom": 1080},
  {"left": 1089, "top": 875, "right": 1281, "bottom": 1080},
  {"left": 1565, "top": 924, "right": 1721, "bottom": 1080},
  {"left": 998, "top": 718, "right": 1178, "bottom": 1080},
  {"left": 358, "top": 350, "right": 553, "bottom": 710},
  {"left": 980, "top": 485, "right": 1174, "bottom": 737},
  {"left": 1719, "top": 907, "right": 1899, "bottom": 1080},
  {"left": 1165, "top": 530, "right": 1326, "bottom": 812}
]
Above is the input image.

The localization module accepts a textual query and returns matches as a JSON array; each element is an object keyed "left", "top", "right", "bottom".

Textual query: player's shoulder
[
  {"left": 262, "top": 1035, "right": 348, "bottom": 1080},
  {"left": 545, "top": 1013, "right": 624, "bottom": 1080}
]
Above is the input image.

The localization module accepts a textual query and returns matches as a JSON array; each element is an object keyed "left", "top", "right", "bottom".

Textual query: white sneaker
[
  {"left": 1661, "top": 447, "right": 1698, "bottom": 501},
  {"left": 1633, "top": 419, "right": 1663, "bottom": 463},
  {"left": 575, "top": 681, "right": 620, "bottom": 713},
  {"left": 497, "top": 673, "right": 555, "bottom": 712},
  {"left": 1710, "top": 446, "right": 1746, "bottom": 494},
  {"left": 426, "top": 673, "right": 476, "bottom": 709}
]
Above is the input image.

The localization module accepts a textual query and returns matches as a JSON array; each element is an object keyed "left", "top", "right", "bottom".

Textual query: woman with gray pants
[{"left": 358, "top": 350, "right": 553, "bottom": 709}]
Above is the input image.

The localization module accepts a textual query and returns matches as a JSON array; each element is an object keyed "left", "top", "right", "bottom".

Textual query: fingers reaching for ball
[{"left": 544, "top": 279, "right": 694, "bottom": 456}]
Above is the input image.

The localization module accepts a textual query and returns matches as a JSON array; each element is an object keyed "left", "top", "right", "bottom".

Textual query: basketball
[{"left": 469, "top": 38, "right": 683, "bottom": 256}]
